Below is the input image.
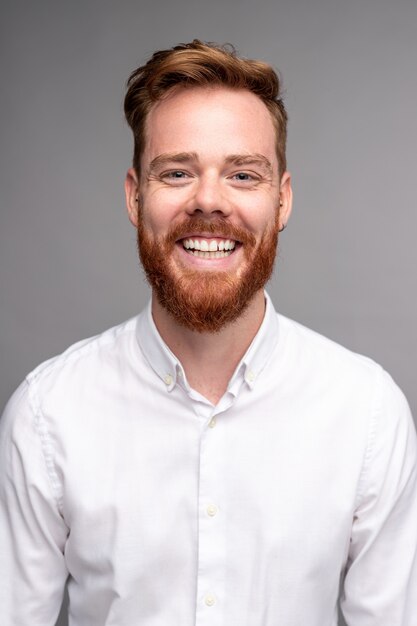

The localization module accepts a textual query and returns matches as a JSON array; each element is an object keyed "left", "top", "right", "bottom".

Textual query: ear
[
  {"left": 278, "top": 171, "right": 293, "bottom": 231},
  {"left": 125, "top": 168, "right": 140, "bottom": 227}
]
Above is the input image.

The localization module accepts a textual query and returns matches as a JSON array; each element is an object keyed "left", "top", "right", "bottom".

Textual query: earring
[{"left": 279, "top": 198, "right": 285, "bottom": 230}]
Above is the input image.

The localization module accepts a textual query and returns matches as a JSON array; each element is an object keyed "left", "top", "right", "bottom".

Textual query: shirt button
[
  {"left": 206, "top": 504, "right": 218, "bottom": 517},
  {"left": 246, "top": 369, "right": 255, "bottom": 383},
  {"left": 164, "top": 374, "right": 173, "bottom": 386},
  {"left": 208, "top": 417, "right": 216, "bottom": 428},
  {"left": 205, "top": 593, "right": 216, "bottom": 606}
]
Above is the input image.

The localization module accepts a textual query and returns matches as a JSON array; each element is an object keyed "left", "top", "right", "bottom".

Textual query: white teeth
[
  {"left": 189, "top": 250, "right": 232, "bottom": 258},
  {"left": 182, "top": 238, "right": 236, "bottom": 253}
]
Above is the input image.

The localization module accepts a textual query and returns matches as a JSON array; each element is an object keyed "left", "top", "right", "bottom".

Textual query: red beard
[{"left": 137, "top": 215, "right": 279, "bottom": 333}]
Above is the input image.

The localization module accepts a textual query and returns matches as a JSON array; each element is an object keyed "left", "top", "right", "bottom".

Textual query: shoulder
[
  {"left": 31, "top": 315, "right": 137, "bottom": 382},
  {"left": 277, "top": 312, "right": 385, "bottom": 384},
  {"left": 1, "top": 316, "right": 140, "bottom": 428},
  {"left": 275, "top": 312, "right": 415, "bottom": 480},
  {"left": 274, "top": 312, "right": 412, "bottom": 425}
]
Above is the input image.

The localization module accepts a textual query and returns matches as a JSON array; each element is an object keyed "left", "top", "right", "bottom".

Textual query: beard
[{"left": 137, "top": 215, "right": 279, "bottom": 333}]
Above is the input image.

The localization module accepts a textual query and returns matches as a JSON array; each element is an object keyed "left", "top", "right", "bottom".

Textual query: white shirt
[{"left": 1, "top": 294, "right": 416, "bottom": 626}]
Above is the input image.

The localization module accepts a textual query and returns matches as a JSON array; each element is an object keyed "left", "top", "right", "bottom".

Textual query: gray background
[{"left": 1, "top": 0, "right": 416, "bottom": 624}]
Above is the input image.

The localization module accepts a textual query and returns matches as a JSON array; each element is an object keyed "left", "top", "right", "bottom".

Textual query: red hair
[{"left": 124, "top": 40, "right": 288, "bottom": 176}]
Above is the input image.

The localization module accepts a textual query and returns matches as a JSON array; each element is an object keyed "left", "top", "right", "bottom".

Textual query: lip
[{"left": 176, "top": 233, "right": 241, "bottom": 243}]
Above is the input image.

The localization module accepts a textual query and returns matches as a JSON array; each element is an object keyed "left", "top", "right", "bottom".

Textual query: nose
[{"left": 186, "top": 172, "right": 231, "bottom": 217}]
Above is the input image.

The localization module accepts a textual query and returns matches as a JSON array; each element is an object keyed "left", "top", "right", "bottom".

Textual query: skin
[{"left": 125, "top": 86, "right": 292, "bottom": 403}]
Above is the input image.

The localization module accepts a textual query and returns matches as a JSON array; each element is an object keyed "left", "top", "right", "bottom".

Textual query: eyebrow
[
  {"left": 147, "top": 152, "right": 274, "bottom": 176},
  {"left": 148, "top": 152, "right": 198, "bottom": 174},
  {"left": 224, "top": 154, "right": 273, "bottom": 176}
]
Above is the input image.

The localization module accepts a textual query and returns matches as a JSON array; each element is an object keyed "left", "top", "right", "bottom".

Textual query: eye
[
  {"left": 230, "top": 171, "right": 260, "bottom": 185},
  {"left": 160, "top": 170, "right": 193, "bottom": 185},
  {"left": 167, "top": 171, "right": 187, "bottom": 178}
]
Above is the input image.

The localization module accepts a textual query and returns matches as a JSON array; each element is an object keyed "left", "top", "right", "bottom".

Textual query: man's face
[{"left": 125, "top": 85, "right": 292, "bottom": 332}]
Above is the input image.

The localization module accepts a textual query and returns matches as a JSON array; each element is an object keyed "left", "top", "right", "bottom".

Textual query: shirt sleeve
[
  {"left": 340, "top": 368, "right": 417, "bottom": 626},
  {"left": 0, "top": 380, "right": 69, "bottom": 626}
]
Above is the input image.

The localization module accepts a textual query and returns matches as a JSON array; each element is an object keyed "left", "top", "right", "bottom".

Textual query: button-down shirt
[{"left": 1, "top": 293, "right": 416, "bottom": 626}]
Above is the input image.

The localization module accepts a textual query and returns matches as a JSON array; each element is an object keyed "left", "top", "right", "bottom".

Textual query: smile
[{"left": 181, "top": 237, "right": 237, "bottom": 259}]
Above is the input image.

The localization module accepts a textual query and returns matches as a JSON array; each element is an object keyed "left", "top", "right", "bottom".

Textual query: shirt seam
[
  {"left": 353, "top": 364, "right": 382, "bottom": 510},
  {"left": 26, "top": 377, "right": 65, "bottom": 516}
]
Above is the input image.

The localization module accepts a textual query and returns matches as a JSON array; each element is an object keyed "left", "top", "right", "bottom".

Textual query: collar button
[
  {"left": 164, "top": 374, "right": 173, "bottom": 386},
  {"left": 246, "top": 369, "right": 255, "bottom": 383}
]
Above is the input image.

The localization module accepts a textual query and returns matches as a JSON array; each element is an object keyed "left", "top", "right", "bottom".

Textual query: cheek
[
  {"left": 141, "top": 192, "right": 183, "bottom": 234},
  {"left": 239, "top": 200, "right": 278, "bottom": 235}
]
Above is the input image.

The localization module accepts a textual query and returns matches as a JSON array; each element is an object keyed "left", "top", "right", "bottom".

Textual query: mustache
[{"left": 163, "top": 217, "right": 257, "bottom": 247}]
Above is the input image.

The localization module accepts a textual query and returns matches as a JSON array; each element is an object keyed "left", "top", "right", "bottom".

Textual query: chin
[{"left": 137, "top": 216, "right": 278, "bottom": 332}]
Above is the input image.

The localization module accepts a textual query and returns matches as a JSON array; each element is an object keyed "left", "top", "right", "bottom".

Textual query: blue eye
[
  {"left": 166, "top": 171, "right": 187, "bottom": 178},
  {"left": 160, "top": 170, "right": 192, "bottom": 184},
  {"left": 231, "top": 172, "right": 260, "bottom": 184}
]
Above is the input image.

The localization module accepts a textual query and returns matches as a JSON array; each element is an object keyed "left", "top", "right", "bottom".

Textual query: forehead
[{"left": 143, "top": 86, "right": 278, "bottom": 165}]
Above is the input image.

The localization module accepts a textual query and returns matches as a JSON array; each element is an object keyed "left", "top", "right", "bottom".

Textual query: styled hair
[{"left": 124, "top": 40, "right": 288, "bottom": 176}]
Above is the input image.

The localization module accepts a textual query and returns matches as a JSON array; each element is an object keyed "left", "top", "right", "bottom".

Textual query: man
[{"left": 1, "top": 40, "right": 416, "bottom": 626}]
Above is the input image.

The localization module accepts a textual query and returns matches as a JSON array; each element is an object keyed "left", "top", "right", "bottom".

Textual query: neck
[{"left": 151, "top": 290, "right": 266, "bottom": 404}]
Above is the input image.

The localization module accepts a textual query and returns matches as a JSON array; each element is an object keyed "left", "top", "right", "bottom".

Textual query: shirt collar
[
  {"left": 232, "top": 291, "right": 279, "bottom": 391},
  {"left": 136, "top": 301, "right": 180, "bottom": 392},
  {"left": 135, "top": 291, "right": 279, "bottom": 393}
]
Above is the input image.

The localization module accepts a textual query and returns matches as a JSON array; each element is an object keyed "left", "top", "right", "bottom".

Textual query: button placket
[{"left": 195, "top": 421, "right": 225, "bottom": 625}]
